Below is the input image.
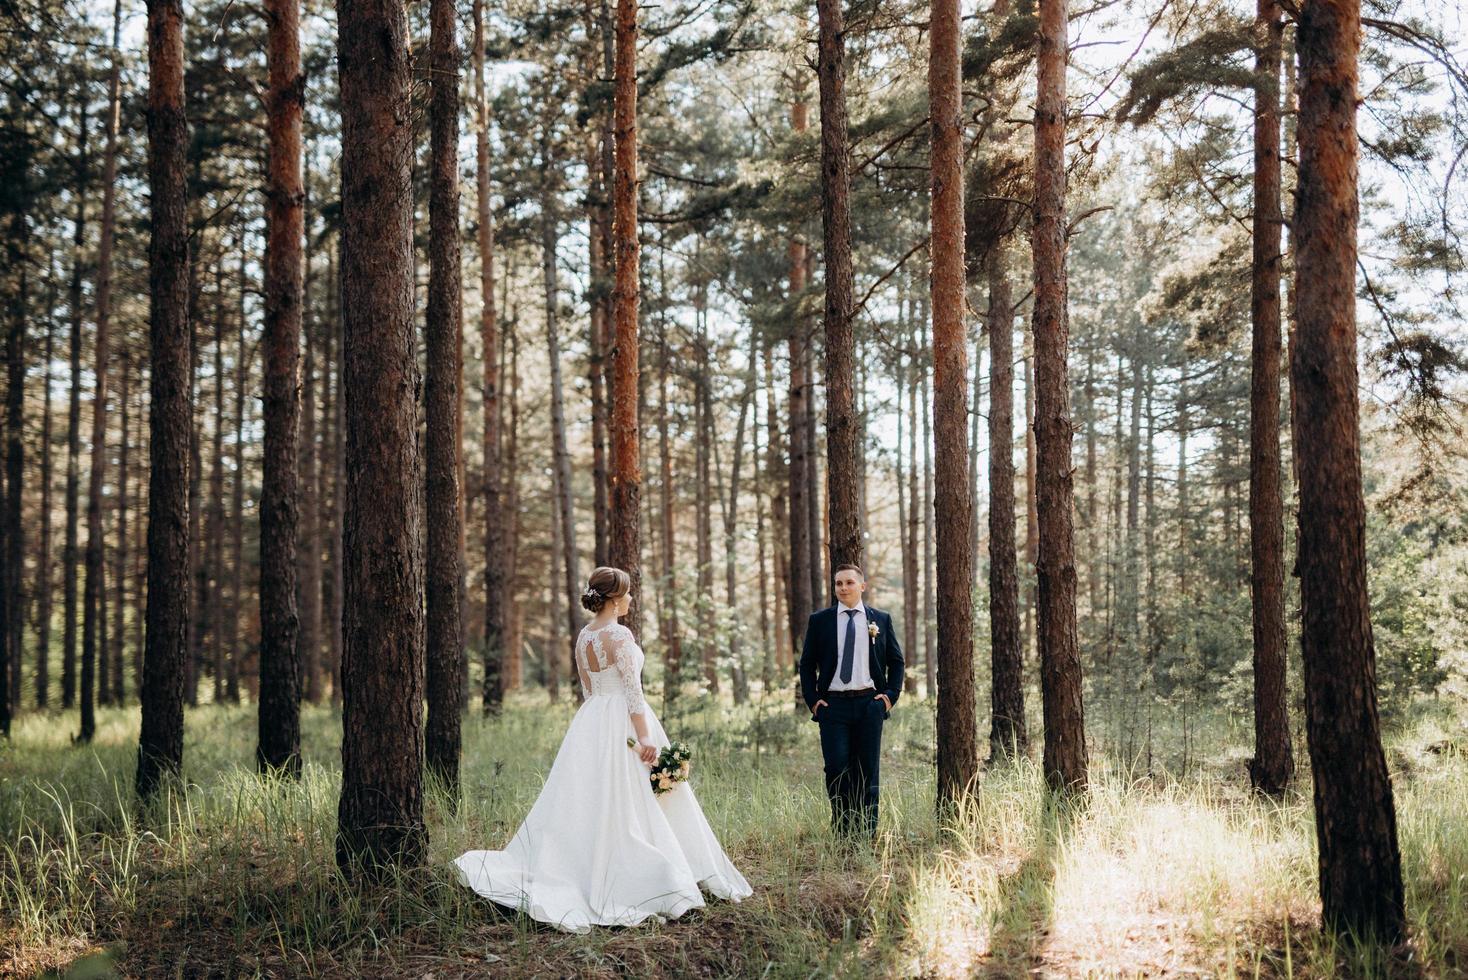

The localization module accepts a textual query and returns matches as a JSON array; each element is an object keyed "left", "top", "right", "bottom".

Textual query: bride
[{"left": 454, "top": 566, "right": 752, "bottom": 932}]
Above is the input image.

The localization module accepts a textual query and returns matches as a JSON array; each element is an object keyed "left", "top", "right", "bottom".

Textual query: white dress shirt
[{"left": 827, "top": 601, "right": 874, "bottom": 691}]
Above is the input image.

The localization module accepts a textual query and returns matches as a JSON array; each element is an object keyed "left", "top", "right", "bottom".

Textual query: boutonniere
[{"left": 868, "top": 621, "right": 880, "bottom": 639}]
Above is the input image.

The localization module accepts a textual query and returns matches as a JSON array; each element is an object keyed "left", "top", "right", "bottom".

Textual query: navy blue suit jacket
[{"left": 798, "top": 604, "right": 905, "bottom": 720}]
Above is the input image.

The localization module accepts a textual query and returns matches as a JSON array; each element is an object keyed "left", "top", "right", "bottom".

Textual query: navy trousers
[{"left": 816, "top": 695, "right": 886, "bottom": 836}]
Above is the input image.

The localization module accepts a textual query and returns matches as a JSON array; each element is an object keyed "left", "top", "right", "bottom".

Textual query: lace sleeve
[{"left": 604, "top": 625, "right": 648, "bottom": 718}]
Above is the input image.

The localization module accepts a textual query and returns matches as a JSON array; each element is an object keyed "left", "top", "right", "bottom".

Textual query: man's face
[{"left": 834, "top": 570, "right": 865, "bottom": 607}]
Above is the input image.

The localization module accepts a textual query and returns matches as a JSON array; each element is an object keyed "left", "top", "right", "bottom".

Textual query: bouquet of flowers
[{"left": 627, "top": 738, "right": 693, "bottom": 795}]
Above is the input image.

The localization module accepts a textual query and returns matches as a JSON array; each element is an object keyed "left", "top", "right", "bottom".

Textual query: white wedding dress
[{"left": 454, "top": 621, "right": 752, "bottom": 933}]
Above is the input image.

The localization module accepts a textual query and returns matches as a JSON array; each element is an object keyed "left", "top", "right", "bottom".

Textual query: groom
[{"left": 799, "top": 564, "right": 905, "bottom": 837}]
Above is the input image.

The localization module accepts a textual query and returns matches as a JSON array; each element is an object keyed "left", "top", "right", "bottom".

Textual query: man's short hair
[{"left": 834, "top": 563, "right": 864, "bottom": 579}]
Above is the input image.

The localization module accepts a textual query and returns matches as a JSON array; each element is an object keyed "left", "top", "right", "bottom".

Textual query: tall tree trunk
[
  {"left": 1023, "top": 346, "right": 1036, "bottom": 655},
  {"left": 96, "top": 0, "right": 126, "bottom": 710},
  {"left": 1033, "top": 0, "right": 1087, "bottom": 791},
  {"left": 541, "top": 152, "right": 582, "bottom": 687},
  {"left": 5, "top": 221, "right": 27, "bottom": 720},
  {"left": 186, "top": 250, "right": 202, "bottom": 706},
  {"left": 63, "top": 97, "right": 88, "bottom": 712},
  {"left": 1291, "top": 0, "right": 1404, "bottom": 940},
  {"left": 785, "top": 252, "right": 813, "bottom": 677},
  {"left": 988, "top": 252, "right": 1025, "bottom": 759},
  {"left": 298, "top": 211, "right": 322, "bottom": 704},
  {"left": 205, "top": 261, "right": 225, "bottom": 702},
  {"left": 898, "top": 315, "right": 910, "bottom": 695},
  {"left": 921, "top": 344, "right": 935, "bottom": 694},
  {"left": 114, "top": 354, "right": 131, "bottom": 704},
  {"left": 335, "top": 0, "right": 426, "bottom": 874},
  {"left": 656, "top": 280, "right": 682, "bottom": 695},
  {"left": 36, "top": 262, "right": 56, "bottom": 708},
  {"left": 425, "top": 0, "right": 464, "bottom": 798},
  {"left": 930, "top": 0, "right": 978, "bottom": 804},
  {"left": 806, "top": 295, "right": 825, "bottom": 608},
  {"left": 1248, "top": 0, "right": 1293, "bottom": 797},
  {"left": 504, "top": 318, "right": 522, "bottom": 691},
  {"left": 138, "top": 0, "right": 192, "bottom": 799},
  {"left": 763, "top": 340, "right": 790, "bottom": 673},
  {"left": 723, "top": 340, "right": 756, "bottom": 703},
  {"left": 228, "top": 236, "right": 248, "bottom": 704},
  {"left": 258, "top": 0, "right": 303, "bottom": 776},
  {"left": 474, "top": 0, "right": 506, "bottom": 713},
  {"left": 695, "top": 295, "right": 717, "bottom": 693},
  {"left": 814, "top": 0, "right": 859, "bottom": 577},
  {"left": 608, "top": 0, "right": 642, "bottom": 636}
]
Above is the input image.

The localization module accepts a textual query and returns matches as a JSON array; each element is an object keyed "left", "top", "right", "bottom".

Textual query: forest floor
[{"left": 2, "top": 693, "right": 1465, "bottom": 978}]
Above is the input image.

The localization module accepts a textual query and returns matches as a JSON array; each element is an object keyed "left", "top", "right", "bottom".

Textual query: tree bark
[
  {"left": 1291, "top": 0, "right": 1404, "bottom": 940},
  {"left": 138, "top": 0, "right": 192, "bottom": 799},
  {"left": 474, "top": 0, "right": 506, "bottom": 713},
  {"left": 1248, "top": 0, "right": 1293, "bottom": 797},
  {"left": 695, "top": 292, "right": 717, "bottom": 693},
  {"left": 425, "top": 0, "right": 464, "bottom": 798},
  {"left": 335, "top": 0, "right": 426, "bottom": 874},
  {"left": 815, "top": 0, "right": 859, "bottom": 577},
  {"left": 930, "top": 0, "right": 979, "bottom": 804},
  {"left": 36, "top": 261, "right": 56, "bottom": 708},
  {"left": 780, "top": 91, "right": 816, "bottom": 677},
  {"left": 63, "top": 97, "right": 88, "bottom": 712},
  {"left": 5, "top": 214, "right": 26, "bottom": 721},
  {"left": 541, "top": 143, "right": 582, "bottom": 687},
  {"left": 1033, "top": 0, "right": 1088, "bottom": 791},
  {"left": 258, "top": 0, "right": 303, "bottom": 776},
  {"left": 115, "top": 353, "right": 131, "bottom": 704},
  {"left": 608, "top": 0, "right": 642, "bottom": 636},
  {"left": 656, "top": 275, "right": 682, "bottom": 695},
  {"left": 229, "top": 235, "right": 249, "bottom": 704},
  {"left": 298, "top": 207, "right": 322, "bottom": 704},
  {"left": 988, "top": 252, "right": 1025, "bottom": 759}
]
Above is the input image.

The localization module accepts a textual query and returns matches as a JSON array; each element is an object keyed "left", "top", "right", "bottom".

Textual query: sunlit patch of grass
[{"left": 2, "top": 697, "right": 1465, "bottom": 977}]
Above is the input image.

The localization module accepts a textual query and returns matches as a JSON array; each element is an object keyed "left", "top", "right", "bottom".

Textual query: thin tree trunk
[
  {"left": 5, "top": 207, "right": 26, "bottom": 722},
  {"left": 930, "top": 0, "right": 979, "bottom": 805},
  {"left": 1248, "top": 0, "right": 1293, "bottom": 796},
  {"left": 723, "top": 340, "right": 756, "bottom": 703},
  {"left": 988, "top": 251, "right": 1025, "bottom": 759},
  {"left": 504, "top": 317, "right": 522, "bottom": 691},
  {"left": 921, "top": 345, "right": 935, "bottom": 695},
  {"left": 1291, "top": 0, "right": 1404, "bottom": 939},
  {"left": 209, "top": 260, "right": 227, "bottom": 702},
  {"left": 656, "top": 274, "right": 682, "bottom": 695},
  {"left": 541, "top": 151, "right": 582, "bottom": 687},
  {"left": 1023, "top": 345, "right": 1036, "bottom": 656},
  {"left": 425, "top": 0, "right": 464, "bottom": 798},
  {"left": 114, "top": 354, "right": 131, "bottom": 704},
  {"left": 785, "top": 196, "right": 813, "bottom": 681},
  {"left": 63, "top": 96, "right": 88, "bottom": 712},
  {"left": 906, "top": 311, "right": 920, "bottom": 694},
  {"left": 258, "top": 0, "right": 304, "bottom": 776},
  {"left": 763, "top": 339, "right": 790, "bottom": 673},
  {"left": 298, "top": 206, "right": 322, "bottom": 704},
  {"left": 608, "top": 0, "right": 642, "bottom": 635},
  {"left": 35, "top": 262, "right": 56, "bottom": 708},
  {"left": 695, "top": 293, "right": 717, "bottom": 693},
  {"left": 1033, "top": 0, "right": 1087, "bottom": 791},
  {"left": 137, "top": 0, "right": 191, "bottom": 799},
  {"left": 229, "top": 235, "right": 248, "bottom": 704},
  {"left": 474, "top": 0, "right": 506, "bottom": 713},
  {"left": 335, "top": 0, "right": 427, "bottom": 874},
  {"left": 81, "top": 0, "right": 125, "bottom": 737}
]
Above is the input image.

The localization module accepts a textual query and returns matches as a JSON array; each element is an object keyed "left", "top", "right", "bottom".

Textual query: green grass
[{"left": 1, "top": 695, "right": 1464, "bottom": 977}]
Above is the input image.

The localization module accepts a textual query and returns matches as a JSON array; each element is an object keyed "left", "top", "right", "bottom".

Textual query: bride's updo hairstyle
[{"left": 580, "top": 566, "right": 631, "bottom": 614}]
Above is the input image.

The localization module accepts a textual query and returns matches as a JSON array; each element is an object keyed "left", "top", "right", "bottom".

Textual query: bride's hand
[{"left": 638, "top": 739, "right": 659, "bottom": 765}]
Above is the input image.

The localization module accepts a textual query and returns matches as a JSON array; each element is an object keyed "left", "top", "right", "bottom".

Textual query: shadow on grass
[{"left": 981, "top": 786, "right": 1083, "bottom": 977}]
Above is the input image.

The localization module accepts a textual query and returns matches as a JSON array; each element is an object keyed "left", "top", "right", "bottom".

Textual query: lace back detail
[{"left": 576, "top": 623, "right": 647, "bottom": 716}]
